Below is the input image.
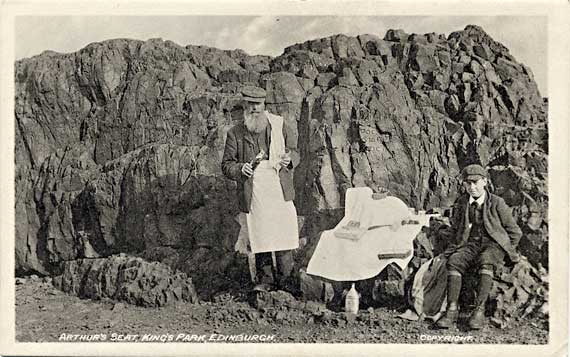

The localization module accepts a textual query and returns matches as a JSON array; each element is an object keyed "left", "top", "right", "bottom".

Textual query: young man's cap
[
  {"left": 240, "top": 85, "right": 266, "bottom": 103},
  {"left": 461, "top": 164, "right": 487, "bottom": 181}
]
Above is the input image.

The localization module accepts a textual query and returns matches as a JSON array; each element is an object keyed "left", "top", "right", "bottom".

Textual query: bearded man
[{"left": 222, "top": 85, "right": 300, "bottom": 292}]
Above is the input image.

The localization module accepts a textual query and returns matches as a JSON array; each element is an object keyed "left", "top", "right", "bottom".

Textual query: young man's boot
[
  {"left": 468, "top": 305, "right": 486, "bottom": 330},
  {"left": 469, "top": 269, "right": 493, "bottom": 330},
  {"left": 436, "top": 272, "right": 462, "bottom": 329},
  {"left": 436, "top": 307, "right": 459, "bottom": 329}
]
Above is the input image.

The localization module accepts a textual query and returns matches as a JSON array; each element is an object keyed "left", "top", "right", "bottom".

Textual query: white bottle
[{"left": 345, "top": 283, "right": 359, "bottom": 314}]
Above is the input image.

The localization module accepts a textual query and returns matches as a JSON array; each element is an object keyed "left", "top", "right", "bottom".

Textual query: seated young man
[{"left": 437, "top": 164, "right": 522, "bottom": 330}]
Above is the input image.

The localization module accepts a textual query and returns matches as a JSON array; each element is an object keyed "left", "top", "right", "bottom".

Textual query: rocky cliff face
[{"left": 15, "top": 26, "right": 548, "bottom": 295}]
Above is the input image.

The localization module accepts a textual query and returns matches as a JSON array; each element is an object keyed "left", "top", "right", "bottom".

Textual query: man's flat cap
[
  {"left": 461, "top": 164, "right": 487, "bottom": 180},
  {"left": 241, "top": 85, "right": 266, "bottom": 103}
]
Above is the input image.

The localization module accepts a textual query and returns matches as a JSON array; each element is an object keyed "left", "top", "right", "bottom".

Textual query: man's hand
[
  {"left": 279, "top": 156, "right": 291, "bottom": 169},
  {"left": 241, "top": 163, "right": 254, "bottom": 177},
  {"left": 279, "top": 151, "right": 291, "bottom": 169},
  {"left": 443, "top": 245, "right": 458, "bottom": 258},
  {"left": 505, "top": 252, "right": 520, "bottom": 267}
]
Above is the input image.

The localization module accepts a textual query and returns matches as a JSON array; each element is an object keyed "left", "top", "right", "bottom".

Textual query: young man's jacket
[
  {"left": 445, "top": 190, "right": 522, "bottom": 263},
  {"left": 221, "top": 112, "right": 300, "bottom": 213}
]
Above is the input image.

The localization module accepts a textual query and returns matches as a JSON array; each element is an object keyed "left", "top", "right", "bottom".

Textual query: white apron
[{"left": 245, "top": 160, "right": 299, "bottom": 253}]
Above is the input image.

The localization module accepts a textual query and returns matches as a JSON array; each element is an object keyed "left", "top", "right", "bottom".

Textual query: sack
[{"left": 410, "top": 254, "right": 448, "bottom": 320}]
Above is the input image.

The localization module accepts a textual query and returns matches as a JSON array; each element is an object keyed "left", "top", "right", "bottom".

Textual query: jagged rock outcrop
[
  {"left": 53, "top": 254, "right": 198, "bottom": 307},
  {"left": 15, "top": 26, "right": 547, "bottom": 305}
]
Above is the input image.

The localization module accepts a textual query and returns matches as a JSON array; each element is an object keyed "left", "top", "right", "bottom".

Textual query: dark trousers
[
  {"left": 447, "top": 236, "right": 505, "bottom": 275},
  {"left": 255, "top": 250, "right": 294, "bottom": 286}
]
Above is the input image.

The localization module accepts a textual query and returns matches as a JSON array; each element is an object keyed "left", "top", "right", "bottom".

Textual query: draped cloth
[
  {"left": 306, "top": 187, "right": 432, "bottom": 281},
  {"left": 266, "top": 112, "right": 286, "bottom": 171}
]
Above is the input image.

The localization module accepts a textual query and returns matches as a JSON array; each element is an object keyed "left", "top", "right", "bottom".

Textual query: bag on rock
[{"left": 410, "top": 254, "right": 448, "bottom": 320}]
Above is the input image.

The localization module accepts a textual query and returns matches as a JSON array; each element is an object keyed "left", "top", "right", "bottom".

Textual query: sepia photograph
[{"left": 1, "top": 1, "right": 568, "bottom": 356}]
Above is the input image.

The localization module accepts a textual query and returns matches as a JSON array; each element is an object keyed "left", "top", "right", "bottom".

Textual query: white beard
[{"left": 244, "top": 111, "right": 268, "bottom": 133}]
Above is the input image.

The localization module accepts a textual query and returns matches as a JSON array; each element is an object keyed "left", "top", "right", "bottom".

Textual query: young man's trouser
[
  {"left": 255, "top": 250, "right": 294, "bottom": 286},
  {"left": 446, "top": 236, "right": 505, "bottom": 276},
  {"left": 446, "top": 236, "right": 505, "bottom": 307}
]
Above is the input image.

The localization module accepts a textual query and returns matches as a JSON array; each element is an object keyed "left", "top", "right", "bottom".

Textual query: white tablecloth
[{"left": 306, "top": 187, "right": 435, "bottom": 281}]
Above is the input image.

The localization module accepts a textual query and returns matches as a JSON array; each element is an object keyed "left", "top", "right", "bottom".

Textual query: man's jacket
[
  {"left": 221, "top": 112, "right": 300, "bottom": 213},
  {"left": 446, "top": 190, "right": 522, "bottom": 262}
]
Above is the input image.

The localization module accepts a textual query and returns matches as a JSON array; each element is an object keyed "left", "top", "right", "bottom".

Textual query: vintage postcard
[{"left": 1, "top": 0, "right": 568, "bottom": 356}]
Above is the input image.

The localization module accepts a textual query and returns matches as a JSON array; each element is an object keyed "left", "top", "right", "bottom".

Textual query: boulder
[
  {"left": 489, "top": 257, "right": 548, "bottom": 328},
  {"left": 299, "top": 270, "right": 335, "bottom": 303},
  {"left": 410, "top": 43, "right": 439, "bottom": 73},
  {"left": 53, "top": 254, "right": 198, "bottom": 307},
  {"left": 384, "top": 29, "right": 409, "bottom": 42},
  {"left": 357, "top": 34, "right": 393, "bottom": 58},
  {"left": 316, "top": 72, "right": 337, "bottom": 88}
]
